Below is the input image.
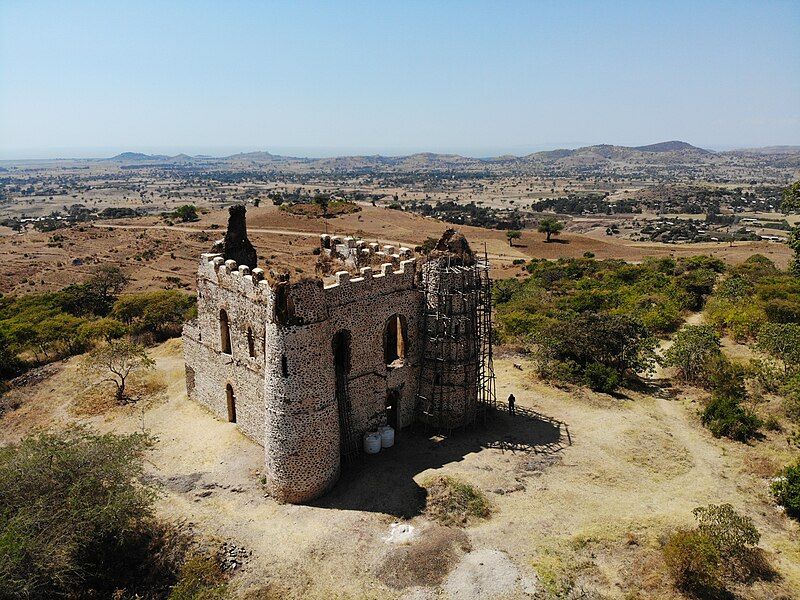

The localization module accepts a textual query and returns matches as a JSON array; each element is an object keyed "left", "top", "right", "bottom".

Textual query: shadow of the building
[{"left": 311, "top": 404, "right": 568, "bottom": 518}]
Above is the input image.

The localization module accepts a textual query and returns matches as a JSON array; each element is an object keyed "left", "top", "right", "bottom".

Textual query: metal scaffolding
[{"left": 416, "top": 247, "right": 496, "bottom": 431}]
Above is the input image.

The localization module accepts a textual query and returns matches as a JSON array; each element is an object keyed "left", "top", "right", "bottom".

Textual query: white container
[
  {"left": 378, "top": 426, "right": 395, "bottom": 448},
  {"left": 363, "top": 431, "right": 381, "bottom": 454}
]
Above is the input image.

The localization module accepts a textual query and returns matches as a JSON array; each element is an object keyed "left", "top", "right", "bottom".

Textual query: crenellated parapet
[{"left": 197, "top": 252, "right": 275, "bottom": 310}]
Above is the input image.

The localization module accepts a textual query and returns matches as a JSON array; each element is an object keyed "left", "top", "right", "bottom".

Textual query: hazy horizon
[
  {"left": 4, "top": 140, "right": 800, "bottom": 162},
  {"left": 1, "top": 1, "right": 799, "bottom": 159}
]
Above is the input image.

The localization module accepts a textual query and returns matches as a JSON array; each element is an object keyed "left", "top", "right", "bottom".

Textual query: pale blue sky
[{"left": 1, "top": 1, "right": 798, "bottom": 159}]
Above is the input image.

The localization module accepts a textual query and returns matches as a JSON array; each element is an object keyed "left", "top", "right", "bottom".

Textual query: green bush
[
  {"left": 112, "top": 290, "right": 195, "bottom": 341},
  {"left": 423, "top": 476, "right": 491, "bottom": 527},
  {"left": 583, "top": 362, "right": 621, "bottom": 393},
  {"left": 0, "top": 428, "right": 166, "bottom": 598},
  {"left": 663, "top": 529, "right": 722, "bottom": 594},
  {"left": 702, "top": 395, "right": 762, "bottom": 441},
  {"left": 706, "top": 355, "right": 746, "bottom": 400},
  {"left": 771, "top": 460, "right": 800, "bottom": 519},
  {"left": 663, "top": 325, "right": 722, "bottom": 384},
  {"left": 664, "top": 504, "right": 767, "bottom": 596}
]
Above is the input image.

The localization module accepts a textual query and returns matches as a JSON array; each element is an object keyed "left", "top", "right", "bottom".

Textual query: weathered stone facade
[{"left": 183, "top": 210, "right": 488, "bottom": 504}]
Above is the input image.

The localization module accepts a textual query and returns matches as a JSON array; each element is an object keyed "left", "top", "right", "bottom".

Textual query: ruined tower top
[
  {"left": 223, "top": 205, "right": 258, "bottom": 269},
  {"left": 430, "top": 228, "right": 475, "bottom": 266}
]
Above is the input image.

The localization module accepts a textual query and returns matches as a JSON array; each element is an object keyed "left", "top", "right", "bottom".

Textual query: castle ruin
[{"left": 182, "top": 206, "right": 495, "bottom": 504}]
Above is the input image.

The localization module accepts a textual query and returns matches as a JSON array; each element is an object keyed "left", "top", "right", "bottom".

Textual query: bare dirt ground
[
  {"left": 0, "top": 203, "right": 790, "bottom": 294},
  {"left": 2, "top": 336, "right": 798, "bottom": 599}
]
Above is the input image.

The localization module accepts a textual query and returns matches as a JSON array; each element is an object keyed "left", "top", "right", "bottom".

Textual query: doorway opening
[
  {"left": 385, "top": 388, "right": 400, "bottom": 430},
  {"left": 332, "top": 330, "right": 356, "bottom": 462}
]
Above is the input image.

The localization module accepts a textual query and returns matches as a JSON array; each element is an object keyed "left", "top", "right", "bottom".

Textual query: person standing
[{"left": 508, "top": 393, "right": 516, "bottom": 415}]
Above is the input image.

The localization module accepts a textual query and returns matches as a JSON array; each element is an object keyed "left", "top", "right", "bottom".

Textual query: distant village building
[{"left": 182, "top": 206, "right": 495, "bottom": 503}]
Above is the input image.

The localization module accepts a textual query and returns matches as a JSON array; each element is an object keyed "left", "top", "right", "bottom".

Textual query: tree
[
  {"left": 663, "top": 325, "right": 722, "bottom": 383},
  {"left": 313, "top": 194, "right": 329, "bottom": 216},
  {"left": 174, "top": 204, "right": 198, "bottom": 222},
  {"left": 788, "top": 225, "right": 800, "bottom": 277},
  {"left": 537, "top": 217, "right": 563, "bottom": 242},
  {"left": 757, "top": 322, "right": 800, "bottom": 375},
  {"left": 536, "top": 312, "right": 658, "bottom": 386},
  {"left": 505, "top": 230, "right": 522, "bottom": 247},
  {"left": 82, "top": 340, "right": 155, "bottom": 403},
  {"left": 781, "top": 180, "right": 800, "bottom": 213}
]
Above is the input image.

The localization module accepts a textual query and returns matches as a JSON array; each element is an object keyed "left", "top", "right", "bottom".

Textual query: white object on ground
[{"left": 382, "top": 522, "right": 417, "bottom": 544}]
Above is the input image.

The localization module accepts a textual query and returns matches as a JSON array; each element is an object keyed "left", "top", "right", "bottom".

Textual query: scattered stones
[
  {"left": 163, "top": 472, "right": 204, "bottom": 493},
  {"left": 220, "top": 542, "right": 251, "bottom": 572}
]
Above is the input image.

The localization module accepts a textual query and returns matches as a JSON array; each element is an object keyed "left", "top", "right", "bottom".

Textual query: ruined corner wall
[{"left": 182, "top": 254, "right": 271, "bottom": 445}]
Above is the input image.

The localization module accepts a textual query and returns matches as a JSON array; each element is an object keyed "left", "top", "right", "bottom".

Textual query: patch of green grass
[
  {"left": 422, "top": 475, "right": 491, "bottom": 527},
  {"left": 168, "top": 551, "right": 229, "bottom": 600}
]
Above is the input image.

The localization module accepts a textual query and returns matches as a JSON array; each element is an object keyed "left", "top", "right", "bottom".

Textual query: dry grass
[
  {"left": 71, "top": 370, "right": 168, "bottom": 417},
  {"left": 374, "top": 525, "right": 471, "bottom": 589}
]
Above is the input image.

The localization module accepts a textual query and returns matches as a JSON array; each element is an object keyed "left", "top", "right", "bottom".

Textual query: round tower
[{"left": 416, "top": 230, "right": 481, "bottom": 430}]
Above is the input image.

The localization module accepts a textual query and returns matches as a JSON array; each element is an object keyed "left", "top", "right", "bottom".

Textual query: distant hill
[
  {"left": 633, "top": 141, "right": 711, "bottom": 153},
  {"left": 106, "top": 152, "right": 170, "bottom": 162},
  {"left": 78, "top": 141, "right": 798, "bottom": 176}
]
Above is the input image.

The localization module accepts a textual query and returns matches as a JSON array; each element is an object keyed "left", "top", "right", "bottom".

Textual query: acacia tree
[
  {"left": 82, "top": 340, "right": 155, "bottom": 403},
  {"left": 537, "top": 217, "right": 563, "bottom": 242},
  {"left": 505, "top": 230, "right": 521, "bottom": 246}
]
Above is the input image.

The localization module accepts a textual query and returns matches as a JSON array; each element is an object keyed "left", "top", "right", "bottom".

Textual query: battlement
[
  {"left": 197, "top": 252, "right": 273, "bottom": 302},
  {"left": 322, "top": 258, "right": 418, "bottom": 307},
  {"left": 320, "top": 234, "right": 413, "bottom": 269},
  {"left": 196, "top": 250, "right": 419, "bottom": 320}
]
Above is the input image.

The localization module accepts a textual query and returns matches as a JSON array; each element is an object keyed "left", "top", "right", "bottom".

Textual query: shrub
[
  {"left": 0, "top": 428, "right": 158, "bottom": 598},
  {"left": 771, "top": 460, "right": 800, "bottom": 519},
  {"left": 747, "top": 358, "right": 784, "bottom": 395},
  {"left": 702, "top": 395, "right": 762, "bottom": 441},
  {"left": 423, "top": 476, "right": 491, "bottom": 526},
  {"left": 664, "top": 504, "right": 767, "bottom": 596},
  {"left": 706, "top": 355, "right": 746, "bottom": 400},
  {"left": 663, "top": 529, "right": 722, "bottom": 594},
  {"left": 663, "top": 325, "right": 722, "bottom": 384},
  {"left": 583, "top": 362, "right": 621, "bottom": 393},
  {"left": 112, "top": 290, "right": 195, "bottom": 340},
  {"left": 781, "top": 373, "right": 800, "bottom": 422},
  {"left": 757, "top": 322, "right": 800, "bottom": 375}
]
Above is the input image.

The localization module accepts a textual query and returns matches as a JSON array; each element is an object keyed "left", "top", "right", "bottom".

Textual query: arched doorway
[
  {"left": 385, "top": 388, "right": 400, "bottom": 430},
  {"left": 226, "top": 383, "right": 236, "bottom": 423},
  {"left": 332, "top": 330, "right": 355, "bottom": 462}
]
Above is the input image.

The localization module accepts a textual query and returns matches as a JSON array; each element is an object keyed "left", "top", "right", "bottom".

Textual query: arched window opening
[
  {"left": 220, "top": 309, "right": 232, "bottom": 355},
  {"left": 384, "top": 314, "right": 407, "bottom": 366},
  {"left": 247, "top": 327, "right": 255, "bottom": 358},
  {"left": 226, "top": 383, "right": 236, "bottom": 423},
  {"left": 281, "top": 355, "right": 289, "bottom": 377}
]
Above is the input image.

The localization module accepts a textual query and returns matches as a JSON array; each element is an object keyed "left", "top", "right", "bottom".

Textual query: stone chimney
[{"left": 223, "top": 205, "right": 258, "bottom": 268}]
